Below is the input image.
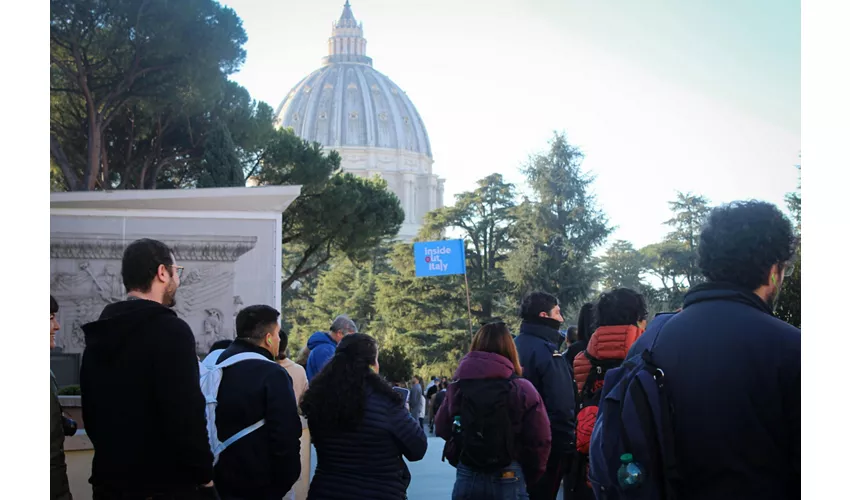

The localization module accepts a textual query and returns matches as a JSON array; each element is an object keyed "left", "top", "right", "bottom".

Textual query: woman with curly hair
[
  {"left": 300, "top": 333, "right": 427, "bottom": 500},
  {"left": 436, "top": 322, "right": 551, "bottom": 499}
]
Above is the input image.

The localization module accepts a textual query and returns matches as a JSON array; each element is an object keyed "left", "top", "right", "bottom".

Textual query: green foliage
[
  {"left": 378, "top": 345, "right": 414, "bottom": 384},
  {"left": 197, "top": 123, "right": 244, "bottom": 188},
  {"left": 601, "top": 240, "right": 648, "bottom": 291},
  {"left": 57, "top": 385, "right": 81, "bottom": 396},
  {"left": 504, "top": 132, "right": 612, "bottom": 309},
  {"left": 422, "top": 173, "right": 516, "bottom": 321},
  {"left": 776, "top": 163, "right": 801, "bottom": 328},
  {"left": 280, "top": 173, "right": 404, "bottom": 289},
  {"left": 50, "top": 0, "right": 252, "bottom": 190},
  {"left": 664, "top": 192, "right": 711, "bottom": 288}
]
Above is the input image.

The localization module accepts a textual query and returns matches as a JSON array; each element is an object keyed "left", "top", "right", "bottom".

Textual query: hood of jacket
[
  {"left": 307, "top": 331, "right": 336, "bottom": 350},
  {"left": 587, "top": 325, "right": 644, "bottom": 360},
  {"left": 454, "top": 351, "right": 515, "bottom": 380},
  {"left": 684, "top": 281, "right": 773, "bottom": 316},
  {"left": 81, "top": 298, "right": 176, "bottom": 357}
]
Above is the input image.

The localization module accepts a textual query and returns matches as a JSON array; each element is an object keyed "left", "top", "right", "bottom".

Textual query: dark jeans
[
  {"left": 418, "top": 417, "right": 424, "bottom": 429},
  {"left": 453, "top": 461, "right": 529, "bottom": 500},
  {"left": 527, "top": 454, "right": 572, "bottom": 500}
]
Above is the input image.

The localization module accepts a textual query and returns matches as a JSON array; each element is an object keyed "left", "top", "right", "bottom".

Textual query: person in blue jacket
[
  {"left": 305, "top": 315, "right": 357, "bottom": 382},
  {"left": 624, "top": 200, "right": 800, "bottom": 499},
  {"left": 514, "top": 291, "right": 576, "bottom": 500}
]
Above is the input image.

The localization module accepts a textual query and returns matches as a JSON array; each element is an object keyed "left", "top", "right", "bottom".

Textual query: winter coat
[
  {"left": 50, "top": 373, "right": 72, "bottom": 500},
  {"left": 213, "top": 339, "right": 302, "bottom": 499},
  {"left": 435, "top": 351, "right": 552, "bottom": 484},
  {"left": 573, "top": 325, "right": 643, "bottom": 392},
  {"left": 625, "top": 282, "right": 800, "bottom": 499},
  {"left": 514, "top": 318, "right": 577, "bottom": 457},
  {"left": 81, "top": 299, "right": 213, "bottom": 495},
  {"left": 307, "top": 386, "right": 428, "bottom": 500},
  {"left": 305, "top": 332, "right": 337, "bottom": 382}
]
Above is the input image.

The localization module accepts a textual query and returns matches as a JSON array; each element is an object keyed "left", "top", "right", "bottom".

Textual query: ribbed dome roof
[{"left": 275, "top": 2, "right": 432, "bottom": 158}]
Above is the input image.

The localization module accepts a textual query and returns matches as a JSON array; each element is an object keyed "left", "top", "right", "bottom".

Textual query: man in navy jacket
[
  {"left": 214, "top": 305, "right": 302, "bottom": 500},
  {"left": 627, "top": 200, "right": 800, "bottom": 499},
  {"left": 514, "top": 291, "right": 576, "bottom": 500}
]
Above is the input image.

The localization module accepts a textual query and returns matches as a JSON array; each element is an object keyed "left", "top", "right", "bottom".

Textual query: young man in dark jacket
[
  {"left": 81, "top": 238, "right": 215, "bottom": 499},
  {"left": 213, "top": 305, "right": 302, "bottom": 499},
  {"left": 626, "top": 201, "right": 800, "bottom": 499},
  {"left": 514, "top": 291, "right": 576, "bottom": 500}
]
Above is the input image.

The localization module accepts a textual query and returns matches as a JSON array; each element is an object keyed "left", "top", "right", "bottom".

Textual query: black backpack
[{"left": 449, "top": 377, "right": 516, "bottom": 473}]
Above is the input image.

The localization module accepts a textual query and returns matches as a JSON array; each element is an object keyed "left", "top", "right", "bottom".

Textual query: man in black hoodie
[
  {"left": 514, "top": 291, "right": 576, "bottom": 500},
  {"left": 213, "top": 305, "right": 302, "bottom": 499},
  {"left": 81, "top": 238, "right": 215, "bottom": 499}
]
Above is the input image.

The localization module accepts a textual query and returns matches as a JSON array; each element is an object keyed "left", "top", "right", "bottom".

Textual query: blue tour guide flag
[{"left": 414, "top": 239, "right": 466, "bottom": 277}]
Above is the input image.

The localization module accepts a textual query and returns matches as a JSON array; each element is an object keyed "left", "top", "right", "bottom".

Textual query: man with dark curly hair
[{"left": 626, "top": 200, "right": 800, "bottom": 499}]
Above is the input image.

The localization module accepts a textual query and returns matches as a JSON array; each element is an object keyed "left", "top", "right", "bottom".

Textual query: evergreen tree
[
  {"left": 504, "top": 132, "right": 612, "bottom": 309},
  {"left": 197, "top": 123, "right": 244, "bottom": 187}
]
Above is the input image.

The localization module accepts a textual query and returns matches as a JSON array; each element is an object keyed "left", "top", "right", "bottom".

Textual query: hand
[{"left": 197, "top": 482, "right": 219, "bottom": 500}]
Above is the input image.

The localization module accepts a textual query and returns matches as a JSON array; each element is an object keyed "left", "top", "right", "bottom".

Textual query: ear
[
  {"left": 266, "top": 333, "right": 273, "bottom": 346},
  {"left": 769, "top": 263, "right": 781, "bottom": 287},
  {"left": 156, "top": 264, "right": 170, "bottom": 283}
]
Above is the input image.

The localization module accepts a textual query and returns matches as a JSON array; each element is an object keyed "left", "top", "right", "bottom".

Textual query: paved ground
[
  {"left": 310, "top": 435, "right": 565, "bottom": 499},
  {"left": 310, "top": 436, "right": 455, "bottom": 499}
]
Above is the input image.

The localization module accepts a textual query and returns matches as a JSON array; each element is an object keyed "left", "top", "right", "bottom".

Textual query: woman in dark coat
[
  {"left": 436, "top": 322, "right": 552, "bottom": 499},
  {"left": 300, "top": 334, "right": 427, "bottom": 500},
  {"left": 564, "top": 302, "right": 596, "bottom": 367}
]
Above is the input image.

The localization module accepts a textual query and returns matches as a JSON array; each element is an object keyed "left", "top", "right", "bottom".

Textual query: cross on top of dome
[
  {"left": 338, "top": 1, "right": 356, "bottom": 25},
  {"left": 324, "top": 2, "right": 372, "bottom": 66}
]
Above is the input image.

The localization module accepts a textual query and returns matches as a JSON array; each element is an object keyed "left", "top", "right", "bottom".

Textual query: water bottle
[
  {"left": 616, "top": 453, "right": 645, "bottom": 489},
  {"left": 452, "top": 416, "right": 462, "bottom": 434}
]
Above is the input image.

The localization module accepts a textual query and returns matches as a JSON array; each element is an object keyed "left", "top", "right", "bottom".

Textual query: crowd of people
[{"left": 48, "top": 199, "right": 800, "bottom": 500}]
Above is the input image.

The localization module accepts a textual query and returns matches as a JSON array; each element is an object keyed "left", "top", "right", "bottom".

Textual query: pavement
[
  {"left": 310, "top": 435, "right": 455, "bottom": 499},
  {"left": 310, "top": 435, "right": 565, "bottom": 499}
]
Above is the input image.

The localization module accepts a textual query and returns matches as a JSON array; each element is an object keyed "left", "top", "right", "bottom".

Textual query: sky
[{"left": 218, "top": 0, "right": 801, "bottom": 251}]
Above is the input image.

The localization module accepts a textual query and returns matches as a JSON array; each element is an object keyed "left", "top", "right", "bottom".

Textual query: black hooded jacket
[
  {"left": 81, "top": 298, "right": 213, "bottom": 494},
  {"left": 514, "top": 316, "right": 577, "bottom": 457}
]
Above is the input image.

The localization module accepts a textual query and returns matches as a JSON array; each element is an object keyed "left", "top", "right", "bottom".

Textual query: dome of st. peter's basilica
[{"left": 275, "top": 1, "right": 444, "bottom": 241}]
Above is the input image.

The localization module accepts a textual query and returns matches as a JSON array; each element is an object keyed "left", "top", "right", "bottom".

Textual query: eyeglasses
[
  {"left": 171, "top": 265, "right": 184, "bottom": 279},
  {"left": 784, "top": 262, "right": 795, "bottom": 276}
]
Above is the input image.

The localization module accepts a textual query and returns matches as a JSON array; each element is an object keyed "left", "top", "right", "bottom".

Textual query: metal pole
[{"left": 464, "top": 272, "right": 474, "bottom": 336}]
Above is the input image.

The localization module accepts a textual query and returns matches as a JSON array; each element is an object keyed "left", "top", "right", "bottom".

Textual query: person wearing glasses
[
  {"left": 81, "top": 238, "right": 217, "bottom": 499},
  {"left": 619, "top": 201, "right": 800, "bottom": 500}
]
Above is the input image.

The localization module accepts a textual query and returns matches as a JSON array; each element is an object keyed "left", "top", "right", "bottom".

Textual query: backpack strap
[
  {"left": 213, "top": 418, "right": 266, "bottom": 461},
  {"left": 214, "top": 351, "right": 275, "bottom": 368}
]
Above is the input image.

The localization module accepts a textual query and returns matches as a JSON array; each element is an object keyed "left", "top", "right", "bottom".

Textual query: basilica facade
[{"left": 275, "top": 2, "right": 444, "bottom": 240}]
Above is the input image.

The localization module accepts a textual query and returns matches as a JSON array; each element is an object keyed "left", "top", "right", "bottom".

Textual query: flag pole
[{"left": 463, "top": 271, "right": 474, "bottom": 337}]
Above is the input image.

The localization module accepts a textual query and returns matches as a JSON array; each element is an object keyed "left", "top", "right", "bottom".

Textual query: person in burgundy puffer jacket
[{"left": 437, "top": 322, "right": 552, "bottom": 499}]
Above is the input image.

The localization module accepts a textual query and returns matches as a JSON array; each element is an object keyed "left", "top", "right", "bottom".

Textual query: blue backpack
[{"left": 587, "top": 315, "right": 682, "bottom": 500}]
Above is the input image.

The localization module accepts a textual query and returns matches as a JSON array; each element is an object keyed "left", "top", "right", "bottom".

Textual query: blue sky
[{"left": 219, "top": 0, "right": 800, "bottom": 250}]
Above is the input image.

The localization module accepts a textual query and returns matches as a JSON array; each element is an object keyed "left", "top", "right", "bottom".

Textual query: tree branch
[{"left": 50, "top": 132, "right": 80, "bottom": 191}]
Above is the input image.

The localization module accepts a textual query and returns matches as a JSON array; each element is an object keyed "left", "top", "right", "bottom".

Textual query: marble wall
[{"left": 50, "top": 215, "right": 279, "bottom": 357}]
